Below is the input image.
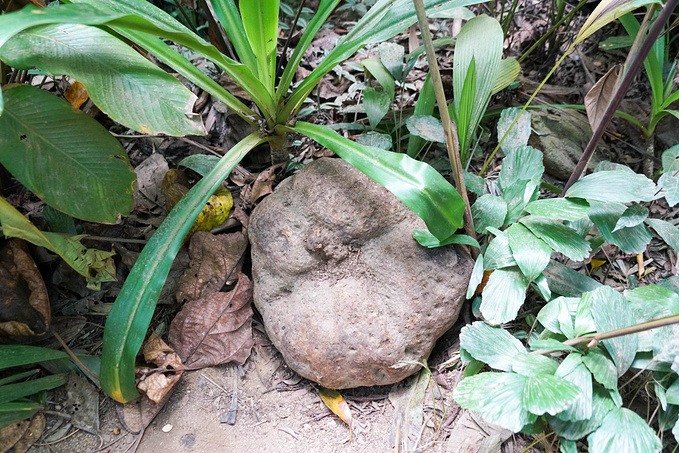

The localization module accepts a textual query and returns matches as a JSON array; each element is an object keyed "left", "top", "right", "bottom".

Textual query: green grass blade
[
  {"left": 0, "top": 346, "right": 68, "bottom": 371},
  {"left": 100, "top": 133, "right": 266, "bottom": 402},
  {"left": 407, "top": 73, "right": 436, "bottom": 157},
  {"left": 292, "top": 121, "right": 464, "bottom": 240},
  {"left": 240, "top": 0, "right": 279, "bottom": 93},
  {"left": 0, "top": 374, "right": 66, "bottom": 404},
  {"left": 210, "top": 0, "right": 258, "bottom": 74}
]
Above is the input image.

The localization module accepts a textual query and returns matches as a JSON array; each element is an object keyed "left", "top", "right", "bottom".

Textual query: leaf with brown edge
[
  {"left": 175, "top": 231, "right": 248, "bottom": 303},
  {"left": 585, "top": 65, "right": 620, "bottom": 133},
  {"left": 136, "top": 332, "right": 184, "bottom": 405},
  {"left": 319, "top": 387, "right": 353, "bottom": 434},
  {"left": 169, "top": 274, "right": 254, "bottom": 369},
  {"left": 0, "top": 238, "right": 50, "bottom": 338}
]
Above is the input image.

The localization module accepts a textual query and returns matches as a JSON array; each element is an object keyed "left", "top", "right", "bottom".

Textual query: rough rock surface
[{"left": 249, "top": 158, "right": 473, "bottom": 389}]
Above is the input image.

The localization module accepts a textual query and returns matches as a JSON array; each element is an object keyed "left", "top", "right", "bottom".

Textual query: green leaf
[
  {"left": 0, "top": 401, "right": 41, "bottom": 429},
  {"left": 407, "top": 74, "right": 436, "bottom": 157},
  {"left": 459, "top": 321, "right": 526, "bottom": 371},
  {"left": 378, "top": 42, "right": 404, "bottom": 81},
  {"left": 523, "top": 373, "right": 582, "bottom": 416},
  {"left": 463, "top": 169, "right": 485, "bottom": 196},
  {"left": 362, "top": 58, "right": 396, "bottom": 99},
  {"left": 498, "top": 146, "right": 544, "bottom": 191},
  {"left": 0, "top": 84, "right": 134, "bottom": 222},
  {"left": 529, "top": 339, "right": 579, "bottom": 353},
  {"left": 667, "top": 379, "right": 679, "bottom": 405},
  {"left": 1, "top": 24, "right": 205, "bottom": 136},
  {"left": 612, "top": 204, "right": 648, "bottom": 232},
  {"left": 412, "top": 230, "right": 479, "bottom": 248},
  {"left": 363, "top": 87, "right": 391, "bottom": 128},
  {"left": 538, "top": 296, "right": 579, "bottom": 337},
  {"left": 625, "top": 285, "right": 679, "bottom": 352},
  {"left": 565, "top": 171, "right": 657, "bottom": 203},
  {"left": 466, "top": 254, "right": 484, "bottom": 299},
  {"left": 497, "top": 108, "right": 531, "bottom": 153},
  {"left": 355, "top": 131, "right": 393, "bottom": 150},
  {"left": 484, "top": 230, "right": 517, "bottom": 270},
  {"left": 293, "top": 121, "right": 465, "bottom": 240},
  {"left": 480, "top": 267, "right": 529, "bottom": 325},
  {"left": 512, "top": 352, "right": 558, "bottom": 377},
  {"left": 582, "top": 347, "right": 619, "bottom": 390},
  {"left": 587, "top": 407, "right": 661, "bottom": 453},
  {"left": 0, "top": 345, "right": 68, "bottom": 370},
  {"left": 507, "top": 223, "right": 552, "bottom": 281},
  {"left": 520, "top": 216, "right": 591, "bottom": 261},
  {"left": 588, "top": 202, "right": 652, "bottom": 254},
  {"left": 101, "top": 132, "right": 265, "bottom": 402},
  {"left": 0, "top": 198, "right": 116, "bottom": 289},
  {"left": 549, "top": 385, "right": 616, "bottom": 441},
  {"left": 657, "top": 172, "right": 679, "bottom": 207},
  {"left": 178, "top": 154, "right": 220, "bottom": 177},
  {"left": 0, "top": 374, "right": 66, "bottom": 404},
  {"left": 524, "top": 198, "right": 590, "bottom": 221},
  {"left": 502, "top": 179, "right": 539, "bottom": 225},
  {"left": 662, "top": 145, "right": 679, "bottom": 173},
  {"left": 240, "top": 0, "right": 279, "bottom": 92},
  {"left": 405, "top": 115, "right": 445, "bottom": 143},
  {"left": 575, "top": 291, "right": 597, "bottom": 337},
  {"left": 493, "top": 57, "right": 521, "bottom": 94},
  {"left": 543, "top": 260, "right": 602, "bottom": 297},
  {"left": 471, "top": 194, "right": 507, "bottom": 234},
  {"left": 555, "top": 354, "right": 593, "bottom": 421},
  {"left": 646, "top": 218, "right": 679, "bottom": 252},
  {"left": 454, "top": 372, "right": 532, "bottom": 432},
  {"left": 590, "top": 286, "right": 638, "bottom": 376},
  {"left": 453, "top": 15, "right": 503, "bottom": 155},
  {"left": 210, "top": 0, "right": 258, "bottom": 74}
]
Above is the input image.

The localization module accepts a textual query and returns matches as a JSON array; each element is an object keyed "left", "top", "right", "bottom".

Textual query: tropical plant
[{"left": 0, "top": 0, "right": 492, "bottom": 402}]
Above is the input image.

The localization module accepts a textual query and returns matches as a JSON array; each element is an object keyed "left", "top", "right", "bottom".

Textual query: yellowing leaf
[
  {"left": 64, "top": 81, "right": 89, "bottom": 109},
  {"left": 319, "top": 387, "right": 353, "bottom": 434},
  {"left": 576, "top": 0, "right": 659, "bottom": 45},
  {"left": 590, "top": 258, "right": 607, "bottom": 269}
]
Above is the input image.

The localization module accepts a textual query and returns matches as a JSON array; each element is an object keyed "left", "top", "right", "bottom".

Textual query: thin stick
[{"left": 52, "top": 330, "right": 99, "bottom": 383}]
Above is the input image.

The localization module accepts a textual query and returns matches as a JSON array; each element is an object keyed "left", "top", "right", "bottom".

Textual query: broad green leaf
[
  {"left": 582, "top": 347, "right": 619, "bottom": 390},
  {"left": 463, "top": 169, "right": 485, "bottom": 196},
  {"left": 590, "top": 286, "right": 637, "bottom": 376},
  {"left": 657, "top": 172, "right": 679, "bottom": 207},
  {"left": 524, "top": 198, "right": 590, "bottom": 221},
  {"left": 543, "top": 260, "right": 601, "bottom": 297},
  {"left": 507, "top": 223, "right": 552, "bottom": 281},
  {"left": 459, "top": 321, "right": 526, "bottom": 371},
  {"left": 466, "top": 254, "right": 484, "bottom": 299},
  {"left": 575, "top": 291, "right": 597, "bottom": 337},
  {"left": 405, "top": 115, "right": 445, "bottom": 143},
  {"left": 178, "top": 154, "right": 220, "bottom": 177},
  {"left": 407, "top": 74, "right": 436, "bottom": 157},
  {"left": 587, "top": 407, "right": 661, "bottom": 453},
  {"left": 512, "top": 353, "right": 558, "bottom": 377},
  {"left": 453, "top": 15, "right": 503, "bottom": 155},
  {"left": 378, "top": 42, "right": 404, "bottom": 81},
  {"left": 0, "top": 345, "right": 68, "bottom": 370},
  {"left": 240, "top": 0, "right": 279, "bottom": 92},
  {"left": 533, "top": 273, "right": 552, "bottom": 301},
  {"left": 653, "top": 323, "right": 679, "bottom": 372},
  {"left": 520, "top": 216, "right": 591, "bottom": 261},
  {"left": 556, "top": 354, "right": 593, "bottom": 421},
  {"left": 471, "top": 194, "right": 507, "bottom": 234},
  {"left": 502, "top": 179, "right": 539, "bottom": 225},
  {"left": 428, "top": 4, "right": 474, "bottom": 19},
  {"left": 538, "top": 297, "right": 579, "bottom": 337},
  {"left": 0, "top": 198, "right": 116, "bottom": 289},
  {"left": 612, "top": 204, "right": 648, "bottom": 232},
  {"left": 362, "top": 58, "right": 396, "bottom": 99},
  {"left": 293, "top": 121, "right": 465, "bottom": 240},
  {"left": 210, "top": 0, "right": 258, "bottom": 74},
  {"left": 646, "top": 218, "right": 679, "bottom": 252},
  {"left": 662, "top": 145, "right": 679, "bottom": 173},
  {"left": 497, "top": 108, "right": 531, "bottom": 153},
  {"left": 1, "top": 24, "right": 204, "bottom": 136},
  {"left": 575, "top": 0, "right": 661, "bottom": 45},
  {"left": 0, "top": 374, "right": 65, "bottom": 404},
  {"left": 549, "top": 385, "right": 616, "bottom": 441},
  {"left": 493, "top": 58, "right": 521, "bottom": 94},
  {"left": 625, "top": 285, "right": 679, "bottom": 352},
  {"left": 484, "top": 230, "right": 517, "bottom": 270},
  {"left": 101, "top": 132, "right": 265, "bottom": 402},
  {"left": 667, "top": 379, "right": 679, "bottom": 405},
  {"left": 523, "top": 374, "right": 581, "bottom": 416},
  {"left": 565, "top": 170, "right": 657, "bottom": 203},
  {"left": 412, "top": 230, "right": 479, "bottom": 248},
  {"left": 498, "top": 146, "right": 544, "bottom": 190},
  {"left": 355, "top": 131, "right": 393, "bottom": 150},
  {"left": 480, "top": 267, "right": 529, "bottom": 325},
  {"left": 454, "top": 372, "right": 532, "bottom": 432},
  {"left": 560, "top": 439, "right": 577, "bottom": 453},
  {"left": 588, "top": 202, "right": 652, "bottom": 253},
  {"left": 363, "top": 87, "right": 391, "bottom": 128},
  {"left": 0, "top": 84, "right": 134, "bottom": 222}
]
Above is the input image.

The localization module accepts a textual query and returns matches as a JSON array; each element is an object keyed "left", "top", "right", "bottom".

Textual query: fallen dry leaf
[
  {"left": 136, "top": 332, "right": 184, "bottom": 405},
  {"left": 250, "top": 164, "right": 284, "bottom": 205},
  {"left": 0, "top": 419, "right": 30, "bottom": 453},
  {"left": 176, "top": 231, "right": 248, "bottom": 303},
  {"left": 0, "top": 238, "right": 50, "bottom": 338},
  {"left": 318, "top": 387, "right": 353, "bottom": 434},
  {"left": 585, "top": 64, "right": 620, "bottom": 133},
  {"left": 64, "top": 81, "right": 89, "bottom": 109},
  {"left": 169, "top": 274, "right": 254, "bottom": 369},
  {"left": 64, "top": 372, "right": 100, "bottom": 435},
  {"left": 10, "top": 412, "right": 45, "bottom": 453}
]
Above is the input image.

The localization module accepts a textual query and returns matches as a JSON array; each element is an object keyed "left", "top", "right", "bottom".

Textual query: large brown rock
[{"left": 249, "top": 158, "right": 473, "bottom": 389}]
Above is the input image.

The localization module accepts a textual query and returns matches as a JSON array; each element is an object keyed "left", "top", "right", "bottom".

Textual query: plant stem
[
  {"left": 413, "top": 0, "right": 477, "bottom": 243},
  {"left": 563, "top": 0, "right": 677, "bottom": 192},
  {"left": 532, "top": 314, "right": 679, "bottom": 355}
]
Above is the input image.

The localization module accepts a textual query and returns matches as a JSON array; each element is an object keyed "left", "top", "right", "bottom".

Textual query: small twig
[
  {"left": 84, "top": 236, "right": 148, "bottom": 245},
  {"left": 51, "top": 330, "right": 99, "bottom": 383}
]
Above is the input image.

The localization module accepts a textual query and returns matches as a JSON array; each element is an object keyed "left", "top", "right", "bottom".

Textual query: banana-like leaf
[
  {"left": 575, "top": 0, "right": 660, "bottom": 45},
  {"left": 453, "top": 15, "right": 503, "bottom": 156},
  {"left": 292, "top": 122, "right": 464, "bottom": 240},
  {"left": 407, "top": 74, "right": 436, "bottom": 157},
  {"left": 0, "top": 84, "right": 135, "bottom": 222},
  {"left": 100, "top": 133, "right": 265, "bottom": 402},
  {"left": 240, "top": 0, "right": 279, "bottom": 92},
  {"left": 1, "top": 24, "right": 204, "bottom": 136},
  {"left": 492, "top": 58, "right": 521, "bottom": 94},
  {"left": 210, "top": 0, "right": 258, "bottom": 75}
]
